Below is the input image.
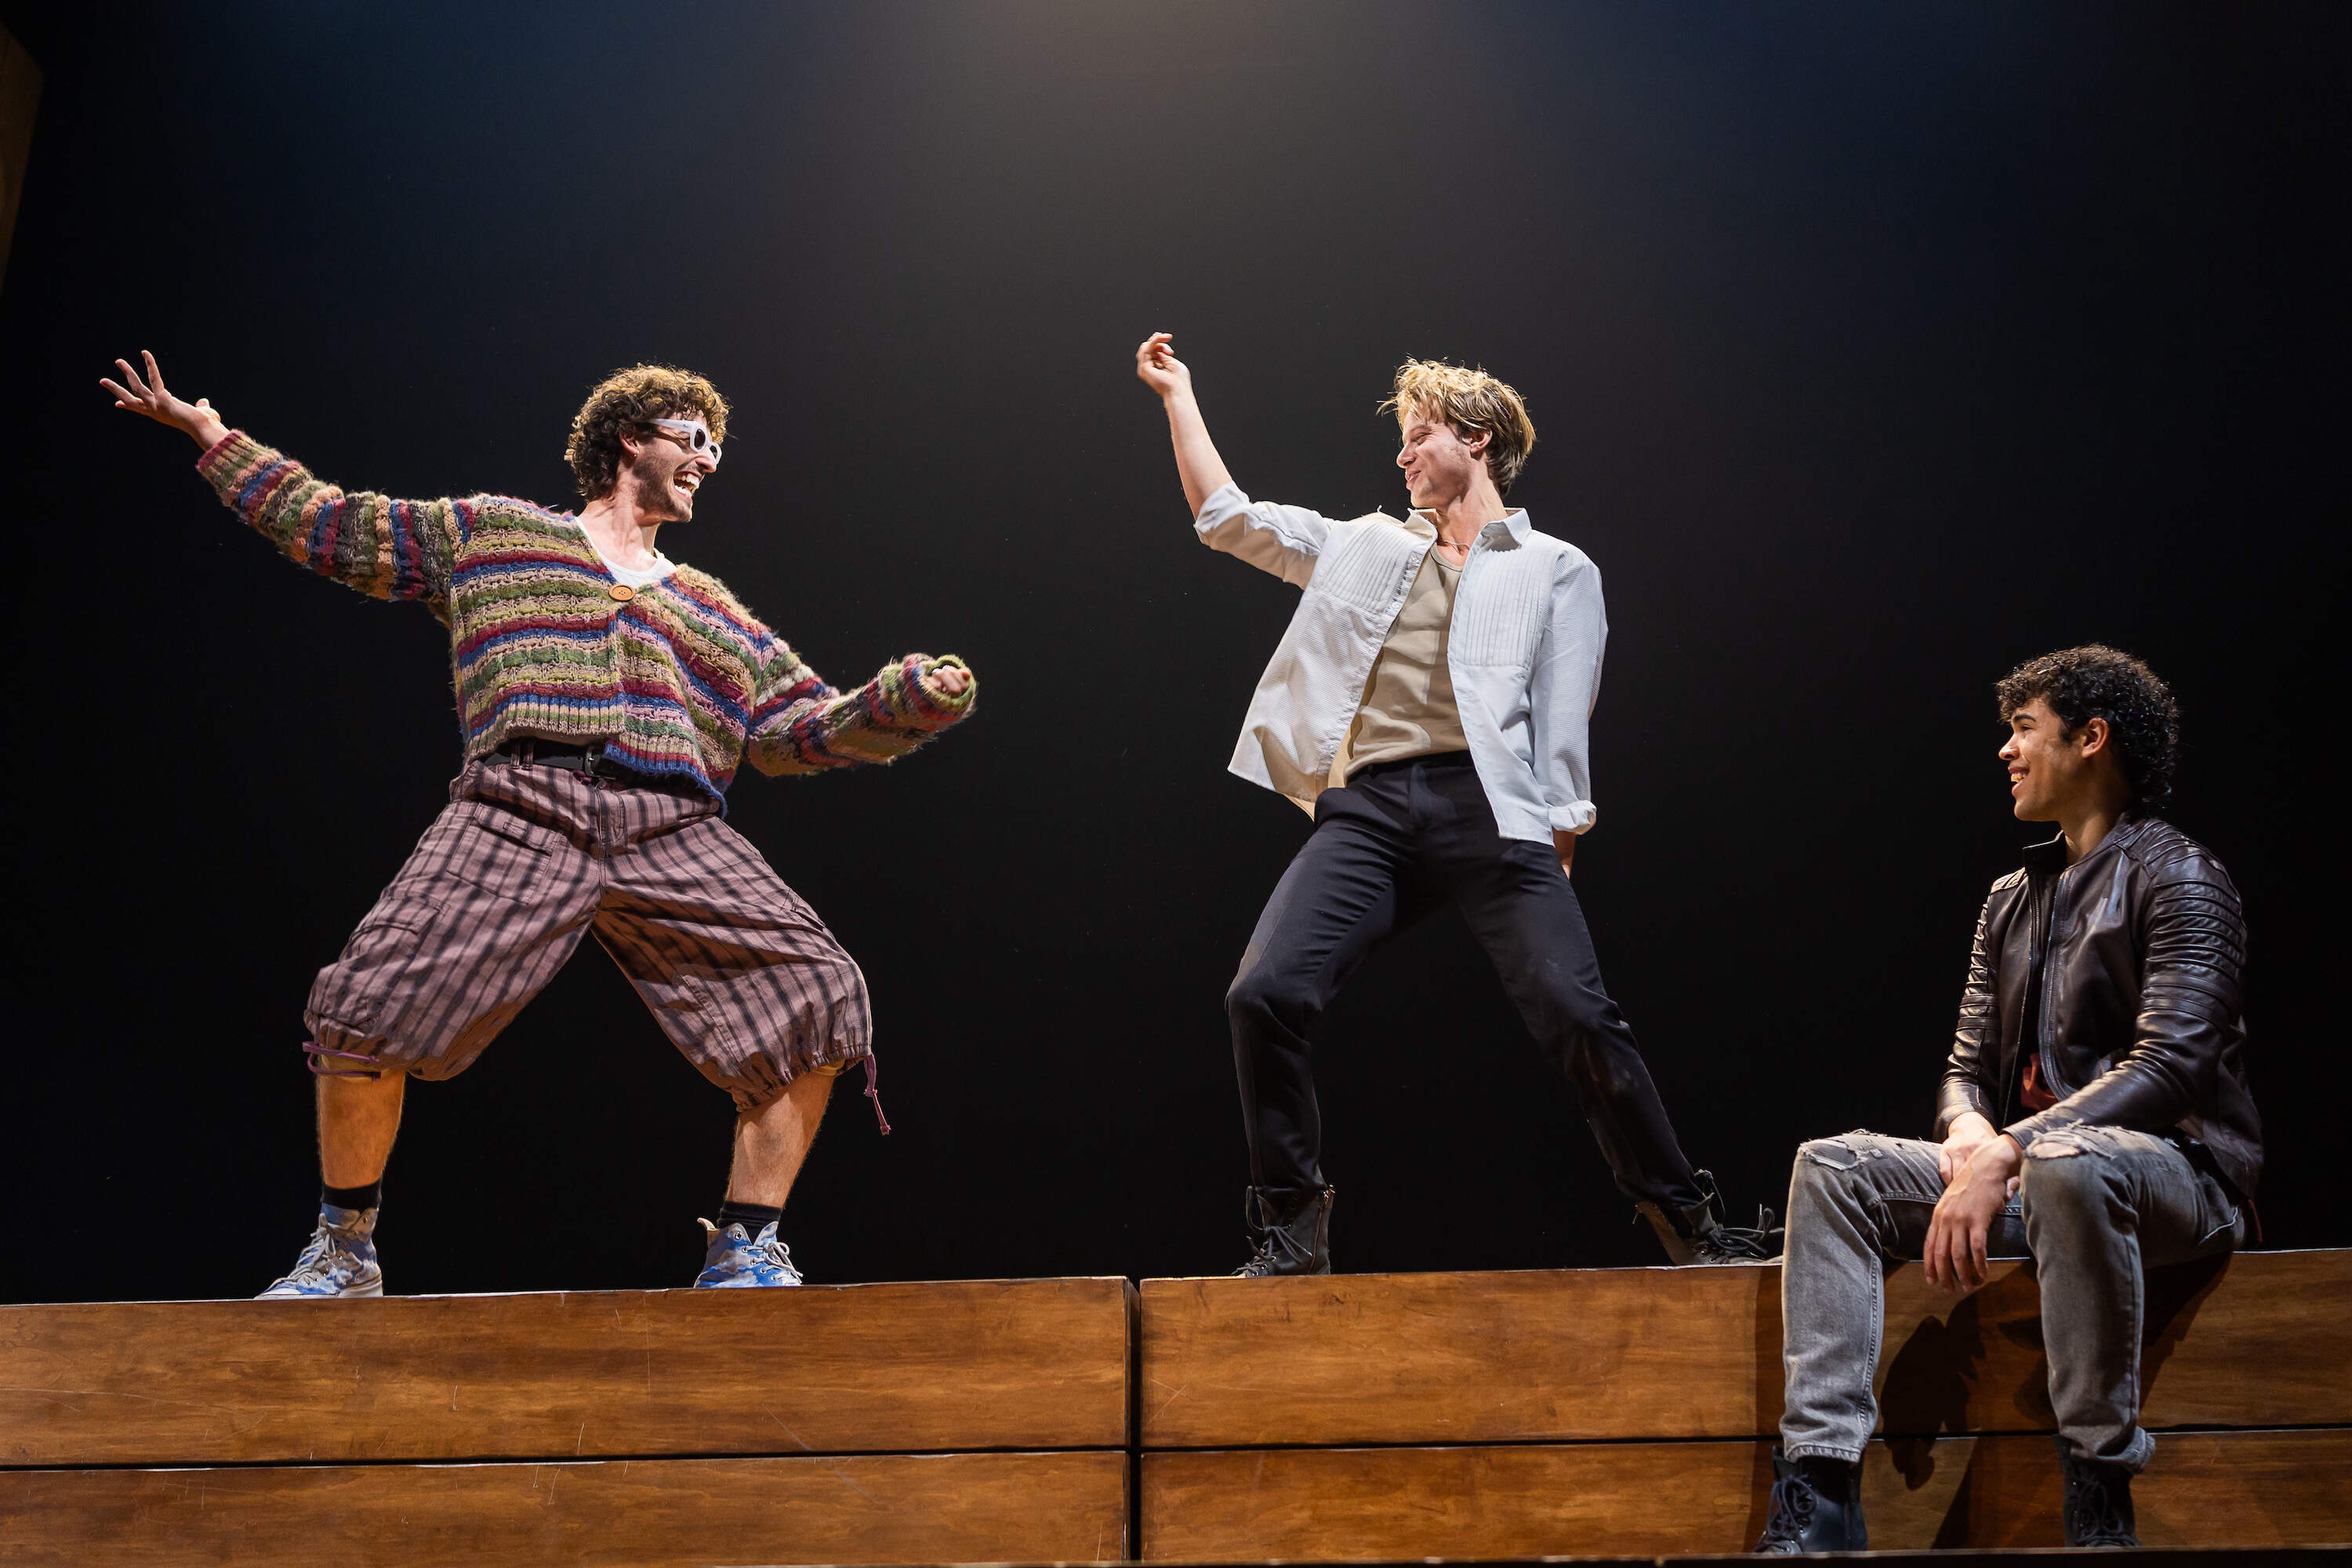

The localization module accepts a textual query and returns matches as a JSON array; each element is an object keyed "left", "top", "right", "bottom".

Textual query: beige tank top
[{"left": 1343, "top": 546, "right": 1468, "bottom": 777}]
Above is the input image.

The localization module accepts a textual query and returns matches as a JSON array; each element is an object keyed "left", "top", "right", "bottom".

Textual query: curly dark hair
[
  {"left": 564, "top": 365, "right": 731, "bottom": 500},
  {"left": 1994, "top": 644, "right": 2181, "bottom": 813}
]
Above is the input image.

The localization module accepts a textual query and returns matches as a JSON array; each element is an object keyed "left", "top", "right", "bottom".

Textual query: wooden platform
[
  {"left": 0, "top": 1276, "right": 1131, "bottom": 1465},
  {"left": 6, "top": 1451, "right": 1128, "bottom": 1566},
  {"left": 1138, "top": 1250, "right": 2352, "bottom": 1446},
  {"left": 1137, "top": 1249, "right": 2352, "bottom": 1559},
  {"left": 0, "top": 1278, "right": 1134, "bottom": 1565},
  {"left": 1143, "top": 1431, "right": 2352, "bottom": 1559},
  {"left": 5, "top": 1251, "right": 2349, "bottom": 1562}
]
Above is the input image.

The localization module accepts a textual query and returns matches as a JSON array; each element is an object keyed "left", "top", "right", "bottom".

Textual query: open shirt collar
[{"left": 1405, "top": 506, "right": 1532, "bottom": 546}]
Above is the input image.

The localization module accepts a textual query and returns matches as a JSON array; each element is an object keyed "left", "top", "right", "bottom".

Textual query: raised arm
[
  {"left": 1134, "top": 332, "right": 1232, "bottom": 516},
  {"left": 103, "top": 351, "right": 457, "bottom": 608},
  {"left": 1133, "top": 332, "right": 1330, "bottom": 586}
]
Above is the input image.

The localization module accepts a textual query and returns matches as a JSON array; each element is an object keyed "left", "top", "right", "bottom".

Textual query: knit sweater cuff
[
  {"left": 886, "top": 653, "right": 977, "bottom": 729},
  {"left": 195, "top": 429, "right": 272, "bottom": 499}
]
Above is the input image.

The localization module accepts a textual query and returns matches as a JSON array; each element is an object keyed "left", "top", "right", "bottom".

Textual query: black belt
[
  {"left": 496, "top": 736, "right": 673, "bottom": 787},
  {"left": 1351, "top": 750, "right": 1475, "bottom": 780}
]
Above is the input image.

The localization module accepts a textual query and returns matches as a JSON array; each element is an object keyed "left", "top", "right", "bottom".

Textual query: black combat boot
[
  {"left": 1754, "top": 1448, "right": 1867, "bottom": 1553},
  {"left": 1235, "top": 1186, "right": 1334, "bottom": 1277},
  {"left": 1639, "top": 1170, "right": 1784, "bottom": 1264},
  {"left": 2057, "top": 1438, "right": 2140, "bottom": 1548}
]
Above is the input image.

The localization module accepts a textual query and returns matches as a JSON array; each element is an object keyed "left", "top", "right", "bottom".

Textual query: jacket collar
[
  {"left": 2020, "top": 811, "right": 2151, "bottom": 877},
  {"left": 2021, "top": 833, "right": 2070, "bottom": 875},
  {"left": 1406, "top": 506, "right": 1532, "bottom": 546}
]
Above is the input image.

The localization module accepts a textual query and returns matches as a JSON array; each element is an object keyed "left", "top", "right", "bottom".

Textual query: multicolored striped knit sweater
[{"left": 198, "top": 432, "right": 976, "bottom": 799}]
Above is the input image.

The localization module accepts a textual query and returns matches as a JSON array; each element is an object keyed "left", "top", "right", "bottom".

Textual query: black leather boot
[
  {"left": 2057, "top": 1437, "right": 2140, "bottom": 1548},
  {"left": 1639, "top": 1169, "right": 1784, "bottom": 1264},
  {"left": 1754, "top": 1448, "right": 1867, "bottom": 1553},
  {"left": 1235, "top": 1186, "right": 1334, "bottom": 1277}
]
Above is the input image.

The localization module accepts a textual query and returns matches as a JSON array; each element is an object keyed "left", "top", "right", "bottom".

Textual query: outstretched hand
[
  {"left": 100, "top": 350, "right": 229, "bottom": 449},
  {"left": 1134, "top": 332, "right": 1192, "bottom": 401}
]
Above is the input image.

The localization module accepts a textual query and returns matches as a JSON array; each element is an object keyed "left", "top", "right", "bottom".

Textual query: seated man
[{"left": 1759, "top": 646, "right": 2260, "bottom": 1552}]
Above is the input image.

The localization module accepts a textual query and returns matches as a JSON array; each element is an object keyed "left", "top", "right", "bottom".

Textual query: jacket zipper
[
  {"left": 2000, "top": 891, "right": 2039, "bottom": 1127},
  {"left": 2035, "top": 866, "right": 2074, "bottom": 1102}
]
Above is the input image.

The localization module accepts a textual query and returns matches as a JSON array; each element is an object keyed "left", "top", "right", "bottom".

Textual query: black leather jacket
[{"left": 1934, "top": 815, "right": 2262, "bottom": 1200}]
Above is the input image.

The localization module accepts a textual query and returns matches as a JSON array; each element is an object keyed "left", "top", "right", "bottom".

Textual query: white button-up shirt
[{"left": 1197, "top": 481, "right": 1606, "bottom": 844}]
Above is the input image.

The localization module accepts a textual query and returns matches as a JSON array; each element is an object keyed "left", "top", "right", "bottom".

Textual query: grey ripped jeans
[{"left": 1779, "top": 1126, "right": 2246, "bottom": 1472}]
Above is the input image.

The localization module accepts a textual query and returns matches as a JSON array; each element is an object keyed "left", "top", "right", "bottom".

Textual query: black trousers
[{"left": 1226, "top": 753, "right": 1706, "bottom": 1213}]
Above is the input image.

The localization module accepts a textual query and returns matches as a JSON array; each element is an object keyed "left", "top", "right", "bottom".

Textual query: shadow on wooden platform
[
  {"left": 1136, "top": 1249, "right": 2352, "bottom": 1559},
  {"left": 1142, "top": 1431, "right": 2352, "bottom": 1559},
  {"left": 1094, "top": 1554, "right": 2343, "bottom": 1566},
  {"left": 4, "top": 1250, "right": 2349, "bottom": 1563},
  {"left": 1138, "top": 1250, "right": 2351, "bottom": 1447}
]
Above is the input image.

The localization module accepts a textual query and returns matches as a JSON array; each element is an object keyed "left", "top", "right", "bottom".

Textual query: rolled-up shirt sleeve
[
  {"left": 1194, "top": 482, "right": 1329, "bottom": 590},
  {"left": 1526, "top": 550, "right": 1606, "bottom": 834}
]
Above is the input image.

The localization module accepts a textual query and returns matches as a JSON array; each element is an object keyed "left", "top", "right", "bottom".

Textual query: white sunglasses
[{"left": 644, "top": 417, "right": 722, "bottom": 464}]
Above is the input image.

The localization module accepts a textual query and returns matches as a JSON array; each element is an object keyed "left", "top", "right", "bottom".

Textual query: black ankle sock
[
  {"left": 322, "top": 1180, "right": 381, "bottom": 1213},
  {"left": 716, "top": 1200, "right": 782, "bottom": 1236}
]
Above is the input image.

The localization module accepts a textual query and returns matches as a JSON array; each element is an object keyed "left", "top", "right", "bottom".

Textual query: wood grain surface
[
  {"left": 0, "top": 1278, "right": 1132, "bottom": 1466},
  {"left": 1138, "top": 1248, "right": 2352, "bottom": 1446},
  {"left": 1138, "top": 1429, "right": 2352, "bottom": 1560},
  {"left": 0, "top": 1450, "right": 1129, "bottom": 1567}
]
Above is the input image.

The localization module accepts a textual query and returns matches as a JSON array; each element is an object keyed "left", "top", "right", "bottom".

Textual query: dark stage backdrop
[{"left": 2, "top": 2, "right": 2344, "bottom": 1302}]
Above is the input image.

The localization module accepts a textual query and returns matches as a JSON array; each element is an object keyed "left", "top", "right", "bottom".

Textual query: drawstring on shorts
[{"left": 304, "top": 1041, "right": 385, "bottom": 1080}]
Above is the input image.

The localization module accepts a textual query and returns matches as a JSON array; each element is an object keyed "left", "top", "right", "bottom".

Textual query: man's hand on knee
[
  {"left": 1923, "top": 1131, "right": 2022, "bottom": 1294},
  {"left": 1936, "top": 1110, "right": 1999, "bottom": 1184}
]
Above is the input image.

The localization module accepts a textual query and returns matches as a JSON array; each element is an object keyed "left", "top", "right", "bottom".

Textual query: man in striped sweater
[
  {"left": 1135, "top": 334, "right": 1770, "bottom": 1273},
  {"left": 103, "top": 352, "right": 977, "bottom": 1294}
]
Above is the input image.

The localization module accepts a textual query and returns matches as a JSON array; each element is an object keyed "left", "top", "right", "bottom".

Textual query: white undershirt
[{"left": 583, "top": 531, "right": 677, "bottom": 590}]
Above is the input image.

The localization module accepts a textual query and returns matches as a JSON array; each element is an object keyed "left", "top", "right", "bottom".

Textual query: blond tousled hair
[{"left": 1379, "top": 359, "right": 1537, "bottom": 495}]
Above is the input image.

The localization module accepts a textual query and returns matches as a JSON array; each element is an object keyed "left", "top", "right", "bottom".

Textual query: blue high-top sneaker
[
  {"left": 258, "top": 1202, "right": 383, "bottom": 1298},
  {"left": 695, "top": 1218, "right": 804, "bottom": 1287}
]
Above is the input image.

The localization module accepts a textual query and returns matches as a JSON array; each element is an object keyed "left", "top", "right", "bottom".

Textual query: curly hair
[
  {"left": 1994, "top": 644, "right": 2181, "bottom": 813},
  {"left": 1379, "top": 359, "right": 1537, "bottom": 495},
  {"left": 564, "top": 365, "right": 732, "bottom": 500}
]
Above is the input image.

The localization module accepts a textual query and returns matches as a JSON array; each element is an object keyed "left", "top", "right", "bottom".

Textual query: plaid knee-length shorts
[{"left": 303, "top": 756, "right": 872, "bottom": 1110}]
